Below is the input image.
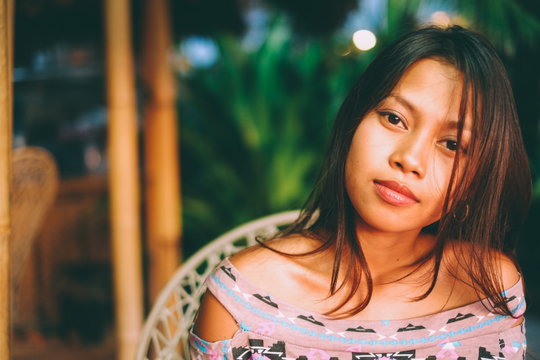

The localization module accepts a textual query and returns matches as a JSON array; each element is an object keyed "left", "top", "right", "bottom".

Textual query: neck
[{"left": 354, "top": 219, "right": 434, "bottom": 284}]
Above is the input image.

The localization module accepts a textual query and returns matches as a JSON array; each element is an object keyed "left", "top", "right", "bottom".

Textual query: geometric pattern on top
[{"left": 189, "top": 258, "right": 527, "bottom": 360}]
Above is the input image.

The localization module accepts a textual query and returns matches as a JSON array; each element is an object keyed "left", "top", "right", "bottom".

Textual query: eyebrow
[
  {"left": 387, "top": 94, "right": 415, "bottom": 113},
  {"left": 386, "top": 94, "right": 471, "bottom": 132}
]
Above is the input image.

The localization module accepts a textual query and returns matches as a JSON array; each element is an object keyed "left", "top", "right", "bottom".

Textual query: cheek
[
  {"left": 347, "top": 121, "right": 390, "bottom": 166},
  {"left": 444, "top": 157, "right": 470, "bottom": 206},
  {"left": 345, "top": 126, "right": 381, "bottom": 185},
  {"left": 429, "top": 164, "right": 451, "bottom": 198},
  {"left": 345, "top": 150, "right": 364, "bottom": 199},
  {"left": 426, "top": 156, "right": 462, "bottom": 215}
]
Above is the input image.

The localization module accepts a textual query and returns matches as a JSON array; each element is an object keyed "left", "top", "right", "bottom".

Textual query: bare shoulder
[
  {"left": 193, "top": 234, "right": 331, "bottom": 342},
  {"left": 443, "top": 241, "right": 521, "bottom": 290},
  {"left": 494, "top": 251, "right": 521, "bottom": 289},
  {"left": 229, "top": 234, "right": 332, "bottom": 304},
  {"left": 230, "top": 233, "right": 325, "bottom": 275}
]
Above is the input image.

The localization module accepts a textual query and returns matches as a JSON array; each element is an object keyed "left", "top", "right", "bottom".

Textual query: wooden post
[
  {"left": 141, "top": 0, "right": 182, "bottom": 303},
  {"left": 0, "top": 0, "right": 13, "bottom": 358},
  {"left": 103, "top": 0, "right": 143, "bottom": 359}
]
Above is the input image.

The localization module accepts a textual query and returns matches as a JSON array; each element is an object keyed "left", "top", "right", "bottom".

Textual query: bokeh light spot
[
  {"left": 352, "top": 30, "right": 376, "bottom": 51},
  {"left": 430, "top": 11, "right": 452, "bottom": 26}
]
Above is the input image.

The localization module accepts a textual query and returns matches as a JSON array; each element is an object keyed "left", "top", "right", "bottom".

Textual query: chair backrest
[
  {"left": 135, "top": 210, "right": 300, "bottom": 360},
  {"left": 11, "top": 147, "right": 59, "bottom": 287}
]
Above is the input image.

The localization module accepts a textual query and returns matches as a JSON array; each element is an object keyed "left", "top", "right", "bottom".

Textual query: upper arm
[
  {"left": 497, "top": 253, "right": 524, "bottom": 326},
  {"left": 193, "top": 290, "right": 239, "bottom": 342},
  {"left": 498, "top": 253, "right": 520, "bottom": 290}
]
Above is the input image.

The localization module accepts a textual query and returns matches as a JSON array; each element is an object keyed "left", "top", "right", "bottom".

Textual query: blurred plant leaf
[
  {"left": 178, "top": 16, "right": 367, "bottom": 250},
  {"left": 455, "top": 0, "right": 540, "bottom": 54}
]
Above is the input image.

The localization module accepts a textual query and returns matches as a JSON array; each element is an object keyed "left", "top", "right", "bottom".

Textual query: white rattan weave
[{"left": 135, "top": 210, "right": 300, "bottom": 360}]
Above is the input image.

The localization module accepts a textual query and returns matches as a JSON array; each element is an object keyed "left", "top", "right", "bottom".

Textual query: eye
[
  {"left": 444, "top": 139, "right": 458, "bottom": 151},
  {"left": 441, "top": 139, "right": 468, "bottom": 154},
  {"left": 380, "top": 112, "right": 407, "bottom": 129}
]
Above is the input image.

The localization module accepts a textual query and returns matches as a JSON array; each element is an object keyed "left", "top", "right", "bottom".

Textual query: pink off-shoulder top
[{"left": 189, "top": 258, "right": 526, "bottom": 360}]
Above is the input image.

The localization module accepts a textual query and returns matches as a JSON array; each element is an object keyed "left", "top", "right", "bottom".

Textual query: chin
[{"left": 356, "top": 210, "right": 435, "bottom": 234}]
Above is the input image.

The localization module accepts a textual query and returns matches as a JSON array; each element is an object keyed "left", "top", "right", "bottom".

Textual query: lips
[{"left": 373, "top": 180, "right": 419, "bottom": 206}]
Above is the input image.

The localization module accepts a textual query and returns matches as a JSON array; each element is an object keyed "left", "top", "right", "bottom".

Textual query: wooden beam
[
  {"left": 141, "top": 0, "right": 182, "bottom": 303},
  {"left": 103, "top": 0, "right": 143, "bottom": 359},
  {"left": 0, "top": 0, "right": 13, "bottom": 357}
]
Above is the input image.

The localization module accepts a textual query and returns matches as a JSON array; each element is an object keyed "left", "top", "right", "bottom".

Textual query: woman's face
[{"left": 345, "top": 58, "right": 472, "bottom": 234}]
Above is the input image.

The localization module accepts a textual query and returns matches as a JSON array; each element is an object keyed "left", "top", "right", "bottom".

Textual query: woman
[{"left": 190, "top": 25, "right": 531, "bottom": 359}]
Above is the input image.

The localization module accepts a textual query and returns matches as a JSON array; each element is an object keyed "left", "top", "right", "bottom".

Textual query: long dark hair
[{"left": 267, "top": 25, "right": 531, "bottom": 317}]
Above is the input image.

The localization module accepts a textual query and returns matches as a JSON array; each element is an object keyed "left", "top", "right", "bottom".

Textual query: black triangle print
[
  {"left": 397, "top": 323, "right": 426, "bottom": 332},
  {"left": 253, "top": 294, "right": 279, "bottom": 308},
  {"left": 220, "top": 266, "right": 236, "bottom": 281},
  {"left": 297, "top": 315, "right": 325, "bottom": 326},
  {"left": 346, "top": 325, "right": 376, "bottom": 333},
  {"left": 479, "top": 347, "right": 495, "bottom": 360},
  {"left": 447, "top": 312, "right": 474, "bottom": 324}
]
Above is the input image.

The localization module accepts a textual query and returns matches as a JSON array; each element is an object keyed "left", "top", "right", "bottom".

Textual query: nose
[{"left": 389, "top": 136, "right": 428, "bottom": 178}]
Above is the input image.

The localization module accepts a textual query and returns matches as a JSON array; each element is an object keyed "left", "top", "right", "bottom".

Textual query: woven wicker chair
[
  {"left": 11, "top": 147, "right": 59, "bottom": 328},
  {"left": 11, "top": 147, "right": 59, "bottom": 288},
  {"left": 135, "top": 210, "right": 300, "bottom": 360}
]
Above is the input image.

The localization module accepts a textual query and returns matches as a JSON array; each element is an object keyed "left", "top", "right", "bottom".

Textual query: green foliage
[
  {"left": 178, "top": 17, "right": 376, "bottom": 254},
  {"left": 455, "top": 0, "right": 540, "bottom": 55}
]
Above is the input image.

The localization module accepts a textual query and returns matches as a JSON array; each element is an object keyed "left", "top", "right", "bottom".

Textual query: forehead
[
  {"left": 394, "top": 58, "right": 462, "bottom": 101},
  {"left": 385, "top": 58, "right": 472, "bottom": 129}
]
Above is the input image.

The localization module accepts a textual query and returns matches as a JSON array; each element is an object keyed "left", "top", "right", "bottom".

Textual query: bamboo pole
[
  {"left": 103, "top": 0, "right": 143, "bottom": 359},
  {"left": 141, "top": 0, "right": 182, "bottom": 303},
  {"left": 0, "top": 0, "right": 12, "bottom": 357}
]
